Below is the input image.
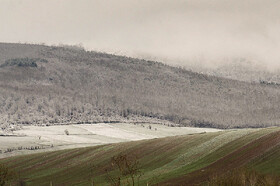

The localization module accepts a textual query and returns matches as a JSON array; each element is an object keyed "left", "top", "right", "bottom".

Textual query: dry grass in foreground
[{"left": 204, "top": 168, "right": 280, "bottom": 186}]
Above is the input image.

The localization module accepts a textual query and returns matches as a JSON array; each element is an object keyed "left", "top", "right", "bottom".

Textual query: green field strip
[{"left": 1, "top": 127, "right": 279, "bottom": 185}]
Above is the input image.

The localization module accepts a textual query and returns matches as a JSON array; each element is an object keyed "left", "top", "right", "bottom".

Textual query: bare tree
[
  {"left": 106, "top": 154, "right": 142, "bottom": 186},
  {"left": 64, "top": 129, "right": 69, "bottom": 135}
]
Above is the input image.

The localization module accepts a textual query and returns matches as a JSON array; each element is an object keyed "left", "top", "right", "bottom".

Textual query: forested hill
[{"left": 0, "top": 43, "right": 280, "bottom": 129}]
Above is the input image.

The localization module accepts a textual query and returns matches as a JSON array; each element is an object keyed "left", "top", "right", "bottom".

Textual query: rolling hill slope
[
  {"left": 1, "top": 43, "right": 280, "bottom": 129},
  {"left": 0, "top": 127, "right": 279, "bottom": 185}
]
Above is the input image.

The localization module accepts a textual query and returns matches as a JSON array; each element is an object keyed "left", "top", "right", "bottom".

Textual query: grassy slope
[
  {"left": 248, "top": 143, "right": 280, "bottom": 175},
  {"left": 0, "top": 127, "right": 279, "bottom": 185},
  {"left": 163, "top": 128, "right": 280, "bottom": 185}
]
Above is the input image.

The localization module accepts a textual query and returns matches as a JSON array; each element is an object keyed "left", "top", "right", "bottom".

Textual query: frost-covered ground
[{"left": 0, "top": 123, "right": 220, "bottom": 158}]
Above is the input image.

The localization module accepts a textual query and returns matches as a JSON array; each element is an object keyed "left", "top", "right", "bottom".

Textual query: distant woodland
[{"left": 0, "top": 43, "right": 280, "bottom": 130}]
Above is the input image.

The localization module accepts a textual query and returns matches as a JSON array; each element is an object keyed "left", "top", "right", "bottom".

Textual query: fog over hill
[
  {"left": 1, "top": 0, "right": 280, "bottom": 70},
  {"left": 186, "top": 58, "right": 280, "bottom": 84},
  {"left": 0, "top": 43, "right": 280, "bottom": 130},
  {"left": 1, "top": 0, "right": 280, "bottom": 86}
]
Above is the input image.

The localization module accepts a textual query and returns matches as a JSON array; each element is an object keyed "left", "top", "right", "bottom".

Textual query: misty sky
[{"left": 1, "top": 0, "right": 280, "bottom": 68}]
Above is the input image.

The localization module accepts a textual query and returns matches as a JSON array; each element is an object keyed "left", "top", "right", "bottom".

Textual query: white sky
[{"left": 1, "top": 0, "right": 280, "bottom": 68}]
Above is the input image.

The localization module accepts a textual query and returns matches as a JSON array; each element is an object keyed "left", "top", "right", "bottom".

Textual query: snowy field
[{"left": 0, "top": 123, "right": 221, "bottom": 158}]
